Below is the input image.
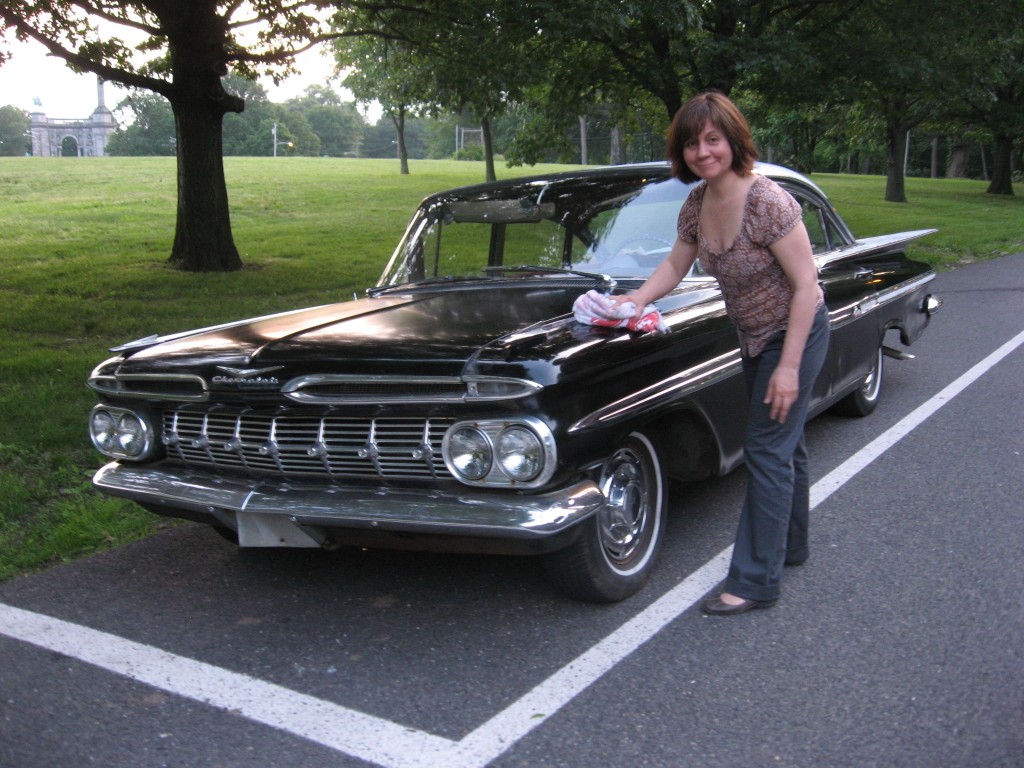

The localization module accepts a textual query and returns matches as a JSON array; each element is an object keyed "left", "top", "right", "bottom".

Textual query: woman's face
[{"left": 683, "top": 121, "right": 734, "bottom": 182}]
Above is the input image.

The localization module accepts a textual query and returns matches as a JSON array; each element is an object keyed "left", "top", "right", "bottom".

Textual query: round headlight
[
  {"left": 90, "top": 405, "right": 155, "bottom": 461},
  {"left": 116, "top": 412, "right": 146, "bottom": 457},
  {"left": 446, "top": 426, "right": 492, "bottom": 481},
  {"left": 91, "top": 410, "right": 117, "bottom": 452},
  {"left": 496, "top": 426, "right": 543, "bottom": 482}
]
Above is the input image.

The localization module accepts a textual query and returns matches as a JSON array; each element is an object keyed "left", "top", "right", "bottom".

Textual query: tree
[
  {"left": 525, "top": 0, "right": 864, "bottom": 121},
  {"left": 107, "top": 92, "right": 175, "bottom": 156},
  {"left": 500, "top": 24, "right": 667, "bottom": 168},
  {"left": 219, "top": 75, "right": 275, "bottom": 156},
  {"left": 106, "top": 78, "right": 362, "bottom": 159},
  {"left": 945, "top": 0, "right": 1023, "bottom": 195},
  {"left": 333, "top": 1, "right": 543, "bottom": 181},
  {"left": 336, "top": 35, "right": 434, "bottom": 174},
  {"left": 489, "top": 0, "right": 865, "bottom": 169},
  {"left": 360, "top": 114, "right": 428, "bottom": 159},
  {"left": 0, "top": 2, "right": 345, "bottom": 271},
  {"left": 0, "top": 104, "right": 29, "bottom": 155},
  {"left": 287, "top": 86, "right": 364, "bottom": 157},
  {"left": 823, "top": 0, "right": 961, "bottom": 202}
]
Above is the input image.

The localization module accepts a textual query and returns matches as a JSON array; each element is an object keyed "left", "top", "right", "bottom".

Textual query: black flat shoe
[{"left": 701, "top": 595, "right": 777, "bottom": 616}]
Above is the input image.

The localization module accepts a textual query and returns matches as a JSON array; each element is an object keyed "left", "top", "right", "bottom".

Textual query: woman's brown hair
[{"left": 666, "top": 90, "right": 759, "bottom": 183}]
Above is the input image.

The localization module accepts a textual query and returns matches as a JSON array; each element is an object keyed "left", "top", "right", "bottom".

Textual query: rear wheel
[
  {"left": 543, "top": 432, "right": 666, "bottom": 602},
  {"left": 833, "top": 344, "right": 884, "bottom": 417}
]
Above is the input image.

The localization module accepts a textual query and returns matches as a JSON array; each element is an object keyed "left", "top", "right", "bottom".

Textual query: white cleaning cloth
[{"left": 572, "top": 290, "right": 667, "bottom": 333}]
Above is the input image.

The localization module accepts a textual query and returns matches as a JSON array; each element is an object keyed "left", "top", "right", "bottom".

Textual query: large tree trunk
[
  {"left": 885, "top": 119, "right": 908, "bottom": 203},
  {"left": 164, "top": 9, "right": 243, "bottom": 272},
  {"left": 392, "top": 108, "right": 410, "bottom": 175},
  {"left": 578, "top": 115, "right": 588, "bottom": 165},
  {"left": 170, "top": 96, "right": 242, "bottom": 271},
  {"left": 481, "top": 116, "right": 496, "bottom": 182},
  {"left": 947, "top": 134, "right": 969, "bottom": 177},
  {"left": 986, "top": 134, "right": 1015, "bottom": 195},
  {"left": 610, "top": 124, "right": 624, "bottom": 165}
]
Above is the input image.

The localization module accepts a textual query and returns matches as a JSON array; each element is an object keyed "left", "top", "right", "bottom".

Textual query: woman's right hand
[{"left": 607, "top": 293, "right": 646, "bottom": 320}]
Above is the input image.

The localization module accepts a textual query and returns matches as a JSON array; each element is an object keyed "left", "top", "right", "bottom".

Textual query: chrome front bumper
[{"left": 93, "top": 461, "right": 605, "bottom": 549}]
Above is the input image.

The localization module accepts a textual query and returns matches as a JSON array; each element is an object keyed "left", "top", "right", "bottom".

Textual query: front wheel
[
  {"left": 543, "top": 432, "right": 666, "bottom": 602},
  {"left": 832, "top": 344, "right": 884, "bottom": 417}
]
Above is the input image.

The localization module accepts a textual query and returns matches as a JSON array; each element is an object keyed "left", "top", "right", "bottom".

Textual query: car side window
[
  {"left": 798, "top": 197, "right": 830, "bottom": 254},
  {"left": 418, "top": 217, "right": 567, "bottom": 278},
  {"left": 783, "top": 184, "right": 854, "bottom": 256},
  {"left": 822, "top": 215, "right": 849, "bottom": 250}
]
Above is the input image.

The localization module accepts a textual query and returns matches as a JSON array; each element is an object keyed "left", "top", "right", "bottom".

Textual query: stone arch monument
[{"left": 30, "top": 76, "right": 116, "bottom": 157}]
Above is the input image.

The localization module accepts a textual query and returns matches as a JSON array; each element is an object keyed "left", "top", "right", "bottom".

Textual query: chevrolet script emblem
[
  {"left": 216, "top": 366, "right": 284, "bottom": 377},
  {"left": 212, "top": 365, "right": 284, "bottom": 386}
]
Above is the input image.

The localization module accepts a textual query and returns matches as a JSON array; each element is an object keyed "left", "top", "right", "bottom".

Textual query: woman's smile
[{"left": 684, "top": 121, "right": 734, "bottom": 181}]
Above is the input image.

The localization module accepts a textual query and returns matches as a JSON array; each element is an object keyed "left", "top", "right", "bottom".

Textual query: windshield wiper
[{"left": 483, "top": 265, "right": 616, "bottom": 289}]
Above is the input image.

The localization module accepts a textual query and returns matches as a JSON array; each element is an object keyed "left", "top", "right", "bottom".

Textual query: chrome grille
[{"left": 162, "top": 407, "right": 455, "bottom": 480}]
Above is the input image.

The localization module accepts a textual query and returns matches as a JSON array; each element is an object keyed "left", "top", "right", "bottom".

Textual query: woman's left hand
[{"left": 765, "top": 364, "right": 800, "bottom": 423}]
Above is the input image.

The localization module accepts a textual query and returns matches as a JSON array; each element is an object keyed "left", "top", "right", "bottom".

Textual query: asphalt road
[{"left": 2, "top": 253, "right": 1022, "bottom": 768}]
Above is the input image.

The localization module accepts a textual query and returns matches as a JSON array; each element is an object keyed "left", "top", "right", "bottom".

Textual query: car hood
[
  {"left": 117, "top": 285, "right": 583, "bottom": 378},
  {"left": 114, "top": 281, "right": 728, "bottom": 392}
]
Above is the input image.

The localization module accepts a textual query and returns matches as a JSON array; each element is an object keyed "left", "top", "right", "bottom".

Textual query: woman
[{"left": 614, "top": 91, "right": 829, "bottom": 615}]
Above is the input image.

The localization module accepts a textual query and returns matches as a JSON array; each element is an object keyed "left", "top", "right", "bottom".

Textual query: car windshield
[{"left": 375, "top": 170, "right": 704, "bottom": 290}]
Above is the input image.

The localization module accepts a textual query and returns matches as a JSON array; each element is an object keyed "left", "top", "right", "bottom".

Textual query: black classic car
[{"left": 88, "top": 162, "right": 940, "bottom": 601}]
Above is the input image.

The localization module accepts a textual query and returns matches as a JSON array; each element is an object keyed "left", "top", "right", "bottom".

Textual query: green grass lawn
[{"left": 0, "top": 156, "right": 1020, "bottom": 582}]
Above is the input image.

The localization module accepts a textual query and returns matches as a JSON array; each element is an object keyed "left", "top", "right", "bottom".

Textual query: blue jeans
[{"left": 723, "top": 304, "right": 830, "bottom": 602}]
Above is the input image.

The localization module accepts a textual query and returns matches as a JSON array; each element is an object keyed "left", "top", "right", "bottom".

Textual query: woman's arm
[
  {"left": 764, "top": 221, "right": 821, "bottom": 423},
  {"left": 612, "top": 236, "right": 698, "bottom": 311}
]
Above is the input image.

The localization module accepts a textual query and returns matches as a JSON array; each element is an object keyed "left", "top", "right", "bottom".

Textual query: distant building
[{"left": 30, "top": 76, "right": 116, "bottom": 157}]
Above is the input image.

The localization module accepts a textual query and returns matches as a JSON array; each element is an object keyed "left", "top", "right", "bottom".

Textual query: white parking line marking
[
  {"left": 3, "top": 327, "right": 1023, "bottom": 768},
  {"left": 0, "top": 602, "right": 455, "bottom": 767},
  {"left": 445, "top": 548, "right": 732, "bottom": 768},
  {"left": 811, "top": 327, "right": 1024, "bottom": 509}
]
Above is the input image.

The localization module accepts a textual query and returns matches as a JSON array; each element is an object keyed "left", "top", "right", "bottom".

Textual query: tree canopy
[
  {"left": 333, "top": 1, "right": 543, "bottom": 181},
  {"left": 0, "top": 0, "right": 1018, "bottom": 272},
  {"left": 0, "top": 104, "right": 29, "bottom": 155}
]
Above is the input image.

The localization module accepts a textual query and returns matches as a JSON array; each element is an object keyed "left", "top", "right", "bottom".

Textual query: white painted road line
[
  {"left": 0, "top": 602, "right": 456, "bottom": 768},
  {"left": 811, "top": 327, "right": 1024, "bottom": 509},
  {"left": 3, "top": 326, "right": 1023, "bottom": 768}
]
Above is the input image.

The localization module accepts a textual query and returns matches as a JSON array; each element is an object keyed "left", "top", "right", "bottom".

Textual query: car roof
[{"left": 421, "top": 161, "right": 829, "bottom": 205}]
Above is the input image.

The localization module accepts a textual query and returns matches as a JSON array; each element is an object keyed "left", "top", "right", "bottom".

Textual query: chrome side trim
[
  {"left": 88, "top": 373, "right": 210, "bottom": 402},
  {"left": 282, "top": 374, "right": 542, "bottom": 404},
  {"left": 856, "top": 272, "right": 936, "bottom": 318},
  {"left": 93, "top": 462, "right": 605, "bottom": 540},
  {"left": 568, "top": 272, "right": 937, "bottom": 433},
  {"left": 875, "top": 272, "right": 936, "bottom": 308},
  {"left": 825, "top": 272, "right": 937, "bottom": 331},
  {"left": 825, "top": 299, "right": 862, "bottom": 328},
  {"left": 569, "top": 349, "right": 743, "bottom": 433}
]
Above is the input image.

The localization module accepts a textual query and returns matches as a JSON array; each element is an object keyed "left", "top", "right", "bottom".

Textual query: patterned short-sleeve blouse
[{"left": 677, "top": 174, "right": 824, "bottom": 357}]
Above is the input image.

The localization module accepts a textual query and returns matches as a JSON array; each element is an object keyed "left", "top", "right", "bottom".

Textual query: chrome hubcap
[
  {"left": 862, "top": 348, "right": 883, "bottom": 401},
  {"left": 599, "top": 448, "right": 648, "bottom": 564}
]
